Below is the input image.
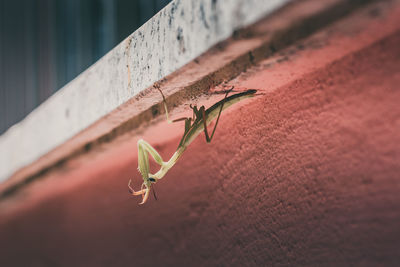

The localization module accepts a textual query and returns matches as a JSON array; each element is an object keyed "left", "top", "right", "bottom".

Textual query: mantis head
[{"left": 128, "top": 177, "right": 157, "bottom": 204}]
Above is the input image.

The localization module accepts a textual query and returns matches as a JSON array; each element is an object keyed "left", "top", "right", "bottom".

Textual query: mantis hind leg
[
  {"left": 202, "top": 89, "right": 231, "bottom": 143},
  {"left": 155, "top": 86, "right": 174, "bottom": 123},
  {"left": 156, "top": 86, "right": 196, "bottom": 124}
]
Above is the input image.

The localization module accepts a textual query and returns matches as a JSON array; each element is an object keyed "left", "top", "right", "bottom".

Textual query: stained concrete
[{"left": 0, "top": 1, "right": 399, "bottom": 265}]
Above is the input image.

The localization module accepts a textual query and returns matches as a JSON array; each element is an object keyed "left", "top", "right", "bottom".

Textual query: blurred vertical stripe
[{"left": 0, "top": 0, "right": 171, "bottom": 134}]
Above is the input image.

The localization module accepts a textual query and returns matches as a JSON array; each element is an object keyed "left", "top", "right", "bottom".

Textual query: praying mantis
[{"left": 128, "top": 87, "right": 257, "bottom": 204}]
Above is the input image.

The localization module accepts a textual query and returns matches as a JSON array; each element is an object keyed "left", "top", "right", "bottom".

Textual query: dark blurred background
[{"left": 0, "top": 0, "right": 172, "bottom": 135}]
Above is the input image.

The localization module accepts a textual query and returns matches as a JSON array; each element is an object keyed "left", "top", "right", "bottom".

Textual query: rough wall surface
[{"left": 0, "top": 1, "right": 399, "bottom": 266}]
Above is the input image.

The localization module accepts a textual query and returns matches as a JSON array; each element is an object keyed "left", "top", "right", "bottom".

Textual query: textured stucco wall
[{"left": 0, "top": 1, "right": 399, "bottom": 265}]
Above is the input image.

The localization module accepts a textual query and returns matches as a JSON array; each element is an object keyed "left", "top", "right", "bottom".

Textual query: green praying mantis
[{"left": 128, "top": 87, "right": 257, "bottom": 204}]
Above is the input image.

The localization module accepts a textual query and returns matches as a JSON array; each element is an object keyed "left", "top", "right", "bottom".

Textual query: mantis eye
[{"left": 148, "top": 177, "right": 156, "bottom": 183}]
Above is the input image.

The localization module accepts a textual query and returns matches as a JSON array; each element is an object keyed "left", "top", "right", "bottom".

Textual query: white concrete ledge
[{"left": 0, "top": 0, "right": 291, "bottom": 182}]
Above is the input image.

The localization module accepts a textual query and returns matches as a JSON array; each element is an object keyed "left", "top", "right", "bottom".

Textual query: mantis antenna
[{"left": 128, "top": 87, "right": 257, "bottom": 204}]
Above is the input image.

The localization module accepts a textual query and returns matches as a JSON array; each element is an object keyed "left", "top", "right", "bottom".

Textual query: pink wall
[{"left": 1, "top": 3, "right": 400, "bottom": 266}]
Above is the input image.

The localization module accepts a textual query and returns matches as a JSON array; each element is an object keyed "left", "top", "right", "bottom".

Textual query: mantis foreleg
[
  {"left": 137, "top": 139, "right": 164, "bottom": 176},
  {"left": 130, "top": 139, "right": 166, "bottom": 204}
]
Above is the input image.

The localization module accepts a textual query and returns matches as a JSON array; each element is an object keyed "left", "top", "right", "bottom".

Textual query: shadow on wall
[{"left": 0, "top": 0, "right": 171, "bottom": 135}]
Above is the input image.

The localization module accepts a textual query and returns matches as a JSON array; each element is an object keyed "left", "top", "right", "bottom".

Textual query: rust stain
[{"left": 125, "top": 37, "right": 133, "bottom": 90}]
